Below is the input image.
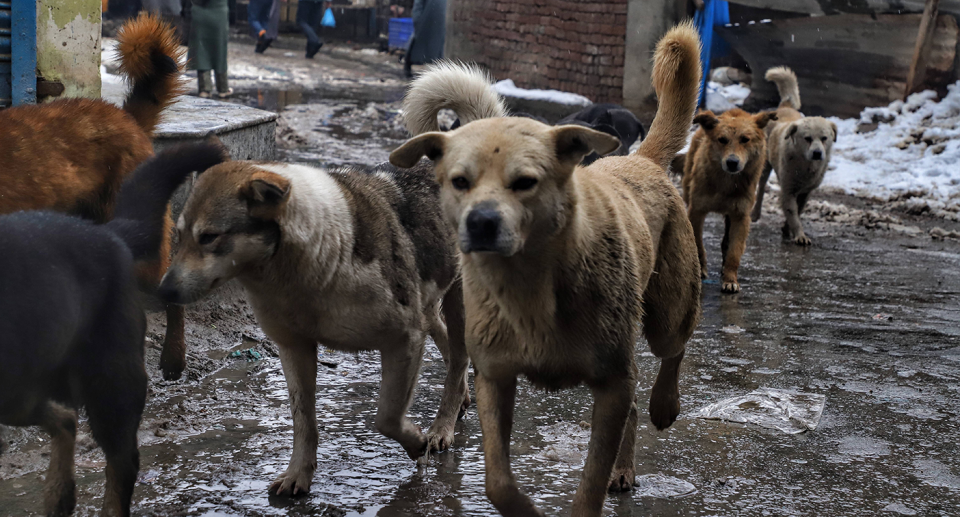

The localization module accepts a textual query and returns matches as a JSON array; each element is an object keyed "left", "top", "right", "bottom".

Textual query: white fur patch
[{"left": 256, "top": 163, "right": 353, "bottom": 249}]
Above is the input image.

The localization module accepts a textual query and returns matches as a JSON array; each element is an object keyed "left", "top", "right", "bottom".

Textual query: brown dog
[
  {"left": 682, "top": 107, "right": 776, "bottom": 293},
  {"left": 391, "top": 23, "right": 702, "bottom": 517},
  {"left": 0, "top": 13, "right": 190, "bottom": 379}
]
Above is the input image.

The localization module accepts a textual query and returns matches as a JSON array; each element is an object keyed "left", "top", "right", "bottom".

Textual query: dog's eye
[
  {"left": 805, "top": 137, "right": 813, "bottom": 143},
  {"left": 820, "top": 136, "right": 828, "bottom": 142},
  {"left": 451, "top": 176, "right": 471, "bottom": 191},
  {"left": 718, "top": 137, "right": 729, "bottom": 145},
  {"left": 740, "top": 136, "right": 750, "bottom": 144},
  {"left": 198, "top": 233, "right": 220, "bottom": 245},
  {"left": 510, "top": 177, "right": 538, "bottom": 191}
]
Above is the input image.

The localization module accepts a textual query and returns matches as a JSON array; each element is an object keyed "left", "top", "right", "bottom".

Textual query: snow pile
[
  {"left": 493, "top": 79, "right": 592, "bottom": 107},
  {"left": 824, "top": 82, "right": 960, "bottom": 216},
  {"left": 705, "top": 80, "right": 750, "bottom": 113}
]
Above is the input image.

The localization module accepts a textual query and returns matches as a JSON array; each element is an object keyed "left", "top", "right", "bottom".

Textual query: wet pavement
[{"left": 3, "top": 40, "right": 960, "bottom": 516}]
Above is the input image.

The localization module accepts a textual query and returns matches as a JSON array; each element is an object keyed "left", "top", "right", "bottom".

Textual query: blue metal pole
[{"left": 11, "top": 0, "right": 35, "bottom": 105}]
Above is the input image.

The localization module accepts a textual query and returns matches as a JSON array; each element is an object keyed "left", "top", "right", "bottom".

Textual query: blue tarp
[{"left": 694, "top": 0, "right": 730, "bottom": 107}]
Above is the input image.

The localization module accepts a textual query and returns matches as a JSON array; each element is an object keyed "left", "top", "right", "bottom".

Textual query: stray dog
[
  {"left": 0, "top": 143, "right": 226, "bottom": 517},
  {"left": 751, "top": 66, "right": 837, "bottom": 246},
  {"left": 683, "top": 107, "right": 777, "bottom": 293},
  {"left": 557, "top": 103, "right": 646, "bottom": 164},
  {"left": 157, "top": 159, "right": 470, "bottom": 496},
  {"left": 0, "top": 13, "right": 192, "bottom": 381},
  {"left": 390, "top": 23, "right": 702, "bottom": 517}
]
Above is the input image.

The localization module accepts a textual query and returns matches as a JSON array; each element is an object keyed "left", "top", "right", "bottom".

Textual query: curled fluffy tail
[
  {"left": 765, "top": 66, "right": 801, "bottom": 110},
  {"left": 107, "top": 142, "right": 227, "bottom": 260},
  {"left": 116, "top": 12, "right": 186, "bottom": 135},
  {"left": 403, "top": 61, "right": 508, "bottom": 135},
  {"left": 636, "top": 21, "right": 702, "bottom": 171}
]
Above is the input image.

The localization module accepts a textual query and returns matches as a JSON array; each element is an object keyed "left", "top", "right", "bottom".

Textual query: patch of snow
[
  {"left": 493, "top": 79, "right": 591, "bottom": 107},
  {"left": 705, "top": 80, "right": 749, "bottom": 113}
]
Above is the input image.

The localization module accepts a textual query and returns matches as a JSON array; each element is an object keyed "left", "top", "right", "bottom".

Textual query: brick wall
[{"left": 447, "top": 1, "right": 628, "bottom": 104}]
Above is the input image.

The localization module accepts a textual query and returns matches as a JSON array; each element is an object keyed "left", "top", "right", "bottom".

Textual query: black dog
[
  {"left": 450, "top": 104, "right": 644, "bottom": 166},
  {"left": 0, "top": 142, "right": 226, "bottom": 517}
]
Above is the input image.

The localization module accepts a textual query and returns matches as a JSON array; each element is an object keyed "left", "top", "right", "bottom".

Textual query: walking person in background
[
  {"left": 248, "top": 0, "right": 280, "bottom": 53},
  {"left": 298, "top": 0, "right": 332, "bottom": 58},
  {"left": 404, "top": 0, "right": 446, "bottom": 78},
  {"left": 189, "top": 0, "right": 232, "bottom": 98}
]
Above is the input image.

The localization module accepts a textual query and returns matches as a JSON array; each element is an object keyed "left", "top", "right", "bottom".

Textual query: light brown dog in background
[
  {"left": 751, "top": 66, "right": 837, "bottom": 246},
  {"left": 391, "top": 23, "right": 702, "bottom": 517},
  {"left": 683, "top": 107, "right": 777, "bottom": 293}
]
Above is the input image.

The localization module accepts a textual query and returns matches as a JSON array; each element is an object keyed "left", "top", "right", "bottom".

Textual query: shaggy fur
[
  {"left": 158, "top": 160, "right": 469, "bottom": 497},
  {"left": 0, "top": 12, "right": 191, "bottom": 381},
  {"left": 403, "top": 61, "right": 508, "bottom": 135},
  {"left": 390, "top": 22, "right": 703, "bottom": 517},
  {"left": 683, "top": 107, "right": 777, "bottom": 293},
  {"left": 751, "top": 66, "right": 838, "bottom": 245},
  {"left": 0, "top": 143, "right": 225, "bottom": 517}
]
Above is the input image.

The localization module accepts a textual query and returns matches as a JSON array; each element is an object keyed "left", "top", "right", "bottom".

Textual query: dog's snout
[
  {"left": 157, "top": 275, "right": 183, "bottom": 305},
  {"left": 464, "top": 207, "right": 502, "bottom": 252},
  {"left": 725, "top": 157, "right": 741, "bottom": 172},
  {"left": 811, "top": 149, "right": 823, "bottom": 160}
]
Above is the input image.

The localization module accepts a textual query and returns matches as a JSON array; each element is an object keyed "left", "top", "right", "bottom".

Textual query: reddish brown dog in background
[
  {"left": 682, "top": 108, "right": 776, "bottom": 293},
  {"left": 0, "top": 13, "right": 190, "bottom": 379}
]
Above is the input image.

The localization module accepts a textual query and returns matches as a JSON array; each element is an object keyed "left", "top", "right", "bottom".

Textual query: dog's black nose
[
  {"left": 725, "top": 157, "right": 740, "bottom": 172},
  {"left": 465, "top": 208, "right": 501, "bottom": 250},
  {"left": 156, "top": 281, "right": 181, "bottom": 305},
  {"left": 811, "top": 150, "right": 823, "bottom": 160}
]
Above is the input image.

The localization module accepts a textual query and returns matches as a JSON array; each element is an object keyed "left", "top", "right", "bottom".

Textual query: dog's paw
[
  {"left": 793, "top": 235, "right": 812, "bottom": 246},
  {"left": 700, "top": 268, "right": 709, "bottom": 280},
  {"left": 268, "top": 469, "right": 314, "bottom": 497},
  {"left": 44, "top": 479, "right": 76, "bottom": 517},
  {"left": 459, "top": 388, "right": 472, "bottom": 420},
  {"left": 721, "top": 281, "right": 741, "bottom": 293},
  {"left": 159, "top": 349, "right": 186, "bottom": 381},
  {"left": 608, "top": 467, "right": 637, "bottom": 492},
  {"left": 750, "top": 210, "right": 762, "bottom": 223},
  {"left": 649, "top": 385, "right": 680, "bottom": 431},
  {"left": 425, "top": 424, "right": 456, "bottom": 454}
]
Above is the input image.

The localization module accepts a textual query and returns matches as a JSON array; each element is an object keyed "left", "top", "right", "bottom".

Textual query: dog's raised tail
[
  {"left": 116, "top": 12, "right": 186, "bottom": 135},
  {"left": 636, "top": 22, "right": 702, "bottom": 171},
  {"left": 107, "top": 142, "right": 227, "bottom": 260},
  {"left": 403, "top": 61, "right": 508, "bottom": 135},
  {"left": 765, "top": 66, "right": 801, "bottom": 110}
]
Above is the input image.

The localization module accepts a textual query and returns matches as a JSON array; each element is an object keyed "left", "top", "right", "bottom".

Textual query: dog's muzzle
[
  {"left": 463, "top": 206, "right": 503, "bottom": 253},
  {"left": 811, "top": 149, "right": 823, "bottom": 161},
  {"left": 723, "top": 156, "right": 742, "bottom": 174}
]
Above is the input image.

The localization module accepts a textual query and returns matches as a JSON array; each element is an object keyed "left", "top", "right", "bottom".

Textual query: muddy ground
[{"left": 2, "top": 39, "right": 959, "bottom": 516}]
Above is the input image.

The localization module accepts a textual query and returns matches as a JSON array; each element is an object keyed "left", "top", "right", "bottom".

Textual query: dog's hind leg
[
  {"left": 572, "top": 378, "right": 634, "bottom": 516},
  {"left": 40, "top": 402, "right": 78, "bottom": 517},
  {"left": 688, "top": 208, "right": 708, "bottom": 279},
  {"left": 425, "top": 280, "right": 470, "bottom": 454},
  {"left": 377, "top": 333, "right": 429, "bottom": 460},
  {"left": 608, "top": 390, "right": 639, "bottom": 493},
  {"left": 751, "top": 162, "right": 773, "bottom": 222},
  {"left": 642, "top": 210, "right": 701, "bottom": 430},
  {"left": 269, "top": 331, "right": 319, "bottom": 497},
  {"left": 476, "top": 373, "right": 545, "bottom": 517}
]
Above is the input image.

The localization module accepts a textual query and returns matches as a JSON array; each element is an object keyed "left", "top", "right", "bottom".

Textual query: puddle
[{"left": 691, "top": 388, "right": 826, "bottom": 434}]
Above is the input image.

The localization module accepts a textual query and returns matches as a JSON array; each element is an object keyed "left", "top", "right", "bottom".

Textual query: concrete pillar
[
  {"left": 622, "top": 0, "right": 686, "bottom": 116},
  {"left": 36, "top": 0, "right": 101, "bottom": 100}
]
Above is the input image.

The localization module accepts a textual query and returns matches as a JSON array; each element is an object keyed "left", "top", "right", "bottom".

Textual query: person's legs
[
  {"left": 248, "top": 0, "right": 270, "bottom": 36},
  {"left": 298, "top": 2, "right": 324, "bottom": 58},
  {"left": 197, "top": 70, "right": 212, "bottom": 98},
  {"left": 214, "top": 70, "right": 232, "bottom": 97}
]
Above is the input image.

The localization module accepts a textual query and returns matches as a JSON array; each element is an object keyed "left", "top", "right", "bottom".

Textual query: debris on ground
[
  {"left": 691, "top": 387, "right": 826, "bottom": 434},
  {"left": 229, "top": 348, "right": 263, "bottom": 362}
]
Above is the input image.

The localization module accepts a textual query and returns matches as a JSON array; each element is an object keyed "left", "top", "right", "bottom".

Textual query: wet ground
[{"left": 3, "top": 39, "right": 960, "bottom": 516}]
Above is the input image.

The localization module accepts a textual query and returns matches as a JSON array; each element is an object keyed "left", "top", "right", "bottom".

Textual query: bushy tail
[
  {"left": 403, "top": 61, "right": 508, "bottom": 135},
  {"left": 636, "top": 22, "right": 702, "bottom": 171},
  {"left": 765, "top": 66, "right": 801, "bottom": 110},
  {"left": 106, "top": 142, "right": 227, "bottom": 260},
  {"left": 116, "top": 12, "right": 186, "bottom": 135}
]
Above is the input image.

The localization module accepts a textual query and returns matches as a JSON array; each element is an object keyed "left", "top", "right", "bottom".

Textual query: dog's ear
[
  {"left": 786, "top": 122, "right": 799, "bottom": 139},
  {"left": 552, "top": 125, "right": 621, "bottom": 165},
  {"left": 754, "top": 111, "right": 778, "bottom": 129},
  {"left": 241, "top": 170, "right": 291, "bottom": 220},
  {"left": 830, "top": 121, "right": 838, "bottom": 142},
  {"left": 390, "top": 132, "right": 448, "bottom": 169},
  {"left": 693, "top": 111, "right": 719, "bottom": 130}
]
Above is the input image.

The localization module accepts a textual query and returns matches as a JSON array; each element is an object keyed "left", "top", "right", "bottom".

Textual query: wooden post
[{"left": 904, "top": 0, "right": 941, "bottom": 99}]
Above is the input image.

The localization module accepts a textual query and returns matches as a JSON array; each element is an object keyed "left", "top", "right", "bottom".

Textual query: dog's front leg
[
  {"left": 720, "top": 213, "right": 750, "bottom": 293},
  {"left": 476, "top": 373, "right": 544, "bottom": 517},
  {"left": 425, "top": 282, "right": 470, "bottom": 453},
  {"left": 269, "top": 335, "right": 318, "bottom": 497},
  {"left": 780, "top": 193, "right": 811, "bottom": 246},
  {"left": 571, "top": 380, "right": 634, "bottom": 517},
  {"left": 376, "top": 338, "right": 428, "bottom": 460},
  {"left": 608, "top": 394, "right": 639, "bottom": 492}
]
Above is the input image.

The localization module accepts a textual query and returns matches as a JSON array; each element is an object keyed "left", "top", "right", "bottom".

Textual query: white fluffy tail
[
  {"left": 402, "top": 61, "right": 508, "bottom": 135},
  {"left": 765, "top": 66, "right": 801, "bottom": 110}
]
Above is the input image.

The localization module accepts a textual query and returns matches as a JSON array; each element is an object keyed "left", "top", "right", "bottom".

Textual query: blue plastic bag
[{"left": 321, "top": 7, "right": 336, "bottom": 28}]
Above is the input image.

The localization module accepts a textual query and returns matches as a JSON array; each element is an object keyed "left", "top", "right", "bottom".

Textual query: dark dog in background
[{"left": 0, "top": 143, "right": 226, "bottom": 517}]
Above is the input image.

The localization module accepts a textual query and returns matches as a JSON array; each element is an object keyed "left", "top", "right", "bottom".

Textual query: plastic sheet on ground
[
  {"left": 690, "top": 387, "right": 826, "bottom": 434},
  {"left": 634, "top": 474, "right": 697, "bottom": 499}
]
